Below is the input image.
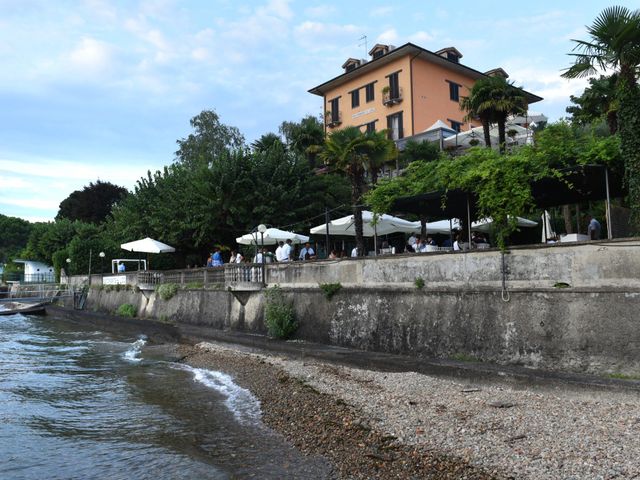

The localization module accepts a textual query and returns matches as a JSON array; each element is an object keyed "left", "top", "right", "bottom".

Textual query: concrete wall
[{"left": 80, "top": 240, "right": 640, "bottom": 376}]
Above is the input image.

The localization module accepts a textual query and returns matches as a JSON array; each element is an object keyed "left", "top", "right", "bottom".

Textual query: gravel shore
[{"left": 178, "top": 341, "right": 640, "bottom": 480}]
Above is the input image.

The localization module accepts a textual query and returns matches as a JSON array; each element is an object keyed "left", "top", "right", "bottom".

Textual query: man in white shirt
[
  {"left": 407, "top": 233, "right": 418, "bottom": 248},
  {"left": 275, "top": 241, "right": 284, "bottom": 262},
  {"left": 351, "top": 246, "right": 358, "bottom": 257},
  {"left": 281, "top": 239, "right": 292, "bottom": 262}
]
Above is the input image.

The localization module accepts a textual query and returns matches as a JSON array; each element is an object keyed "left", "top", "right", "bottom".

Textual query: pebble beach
[{"left": 179, "top": 341, "right": 640, "bottom": 480}]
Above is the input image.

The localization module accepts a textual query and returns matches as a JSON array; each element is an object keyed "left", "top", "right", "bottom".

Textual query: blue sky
[{"left": 0, "top": 0, "right": 635, "bottom": 222}]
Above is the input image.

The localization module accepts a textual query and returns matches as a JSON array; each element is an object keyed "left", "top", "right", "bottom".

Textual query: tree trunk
[
  {"left": 497, "top": 118, "right": 506, "bottom": 154},
  {"left": 482, "top": 119, "right": 492, "bottom": 148},
  {"left": 562, "top": 205, "right": 573, "bottom": 234},
  {"left": 351, "top": 172, "right": 365, "bottom": 256},
  {"left": 420, "top": 214, "right": 427, "bottom": 239}
]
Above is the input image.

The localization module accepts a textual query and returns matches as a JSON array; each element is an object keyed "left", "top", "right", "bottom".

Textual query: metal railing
[
  {"left": 136, "top": 266, "right": 230, "bottom": 288},
  {"left": 3, "top": 272, "right": 56, "bottom": 284},
  {"left": 0, "top": 283, "right": 73, "bottom": 302}
]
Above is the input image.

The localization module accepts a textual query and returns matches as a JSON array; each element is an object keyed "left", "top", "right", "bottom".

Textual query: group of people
[
  {"left": 205, "top": 240, "right": 318, "bottom": 267},
  {"left": 405, "top": 230, "right": 489, "bottom": 253}
]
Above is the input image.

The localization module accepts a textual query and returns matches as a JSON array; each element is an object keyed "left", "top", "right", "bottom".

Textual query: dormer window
[
  {"left": 435, "top": 47, "right": 463, "bottom": 64},
  {"left": 369, "top": 44, "right": 390, "bottom": 60},
  {"left": 342, "top": 58, "right": 362, "bottom": 73},
  {"left": 484, "top": 68, "right": 509, "bottom": 79}
]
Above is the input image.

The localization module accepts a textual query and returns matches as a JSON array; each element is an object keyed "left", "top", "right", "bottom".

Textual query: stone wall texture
[{"left": 81, "top": 240, "right": 640, "bottom": 376}]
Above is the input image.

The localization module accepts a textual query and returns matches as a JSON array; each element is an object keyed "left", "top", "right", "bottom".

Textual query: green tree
[
  {"left": 0, "top": 214, "right": 32, "bottom": 263},
  {"left": 460, "top": 76, "right": 528, "bottom": 153},
  {"left": 175, "top": 110, "right": 245, "bottom": 168},
  {"left": 56, "top": 180, "right": 128, "bottom": 224},
  {"left": 566, "top": 75, "right": 618, "bottom": 133},
  {"left": 398, "top": 139, "right": 442, "bottom": 168},
  {"left": 279, "top": 115, "right": 325, "bottom": 167},
  {"left": 562, "top": 5, "right": 640, "bottom": 230},
  {"left": 251, "top": 133, "right": 285, "bottom": 153},
  {"left": 319, "top": 127, "right": 396, "bottom": 255}
]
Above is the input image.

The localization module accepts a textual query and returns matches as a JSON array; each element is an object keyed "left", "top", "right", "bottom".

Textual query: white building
[{"left": 12, "top": 259, "right": 55, "bottom": 283}]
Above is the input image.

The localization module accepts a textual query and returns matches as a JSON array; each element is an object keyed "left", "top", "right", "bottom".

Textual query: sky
[{"left": 0, "top": 0, "right": 636, "bottom": 223}]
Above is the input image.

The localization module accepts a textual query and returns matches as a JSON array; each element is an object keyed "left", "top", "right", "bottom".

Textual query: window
[
  {"left": 449, "top": 120, "right": 463, "bottom": 132},
  {"left": 365, "top": 121, "right": 376, "bottom": 133},
  {"left": 365, "top": 83, "right": 375, "bottom": 102},
  {"left": 448, "top": 81, "right": 460, "bottom": 102},
  {"left": 346, "top": 63, "right": 357, "bottom": 72},
  {"left": 351, "top": 89, "right": 360, "bottom": 108},
  {"left": 329, "top": 97, "right": 340, "bottom": 122},
  {"left": 388, "top": 72, "right": 400, "bottom": 99},
  {"left": 373, "top": 49, "right": 385, "bottom": 59},
  {"left": 386, "top": 112, "right": 403, "bottom": 140},
  {"left": 447, "top": 52, "right": 460, "bottom": 63}
]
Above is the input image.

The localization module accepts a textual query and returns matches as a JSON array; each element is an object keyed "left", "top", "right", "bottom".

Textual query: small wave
[
  {"left": 122, "top": 337, "right": 147, "bottom": 362},
  {"left": 181, "top": 366, "right": 261, "bottom": 425}
]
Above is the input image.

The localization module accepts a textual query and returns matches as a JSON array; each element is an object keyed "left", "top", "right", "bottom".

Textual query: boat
[{"left": 0, "top": 301, "right": 48, "bottom": 316}]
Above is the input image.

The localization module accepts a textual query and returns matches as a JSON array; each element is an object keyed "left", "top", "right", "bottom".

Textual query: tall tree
[
  {"left": 56, "top": 180, "right": 128, "bottom": 224},
  {"left": 562, "top": 5, "right": 640, "bottom": 230},
  {"left": 319, "top": 127, "right": 396, "bottom": 256},
  {"left": 279, "top": 115, "right": 325, "bottom": 167},
  {"left": 175, "top": 110, "right": 245, "bottom": 168},
  {"left": 0, "top": 214, "right": 32, "bottom": 263},
  {"left": 566, "top": 75, "right": 618, "bottom": 133},
  {"left": 460, "top": 76, "right": 528, "bottom": 153}
]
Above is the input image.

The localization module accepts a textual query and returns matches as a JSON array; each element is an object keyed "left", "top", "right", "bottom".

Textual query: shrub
[
  {"left": 157, "top": 283, "right": 179, "bottom": 301},
  {"left": 264, "top": 285, "right": 298, "bottom": 339},
  {"left": 184, "top": 281, "right": 204, "bottom": 290},
  {"left": 319, "top": 282, "right": 342, "bottom": 301},
  {"left": 117, "top": 303, "right": 136, "bottom": 318},
  {"left": 414, "top": 277, "right": 425, "bottom": 289}
]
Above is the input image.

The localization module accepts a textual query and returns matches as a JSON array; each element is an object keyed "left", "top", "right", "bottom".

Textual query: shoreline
[
  {"left": 177, "top": 341, "right": 640, "bottom": 480},
  {"left": 177, "top": 342, "right": 505, "bottom": 480}
]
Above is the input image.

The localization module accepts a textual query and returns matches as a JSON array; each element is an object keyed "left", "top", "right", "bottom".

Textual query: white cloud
[
  {"left": 304, "top": 5, "right": 336, "bottom": 18},
  {"left": 67, "top": 37, "right": 115, "bottom": 74},
  {"left": 258, "top": 0, "right": 294, "bottom": 20},
  {"left": 377, "top": 29, "right": 399, "bottom": 44},
  {"left": 370, "top": 6, "right": 394, "bottom": 17},
  {"left": 409, "top": 31, "right": 434, "bottom": 44}
]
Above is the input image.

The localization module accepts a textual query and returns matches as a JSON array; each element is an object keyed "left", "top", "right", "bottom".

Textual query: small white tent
[{"left": 236, "top": 228, "right": 309, "bottom": 246}]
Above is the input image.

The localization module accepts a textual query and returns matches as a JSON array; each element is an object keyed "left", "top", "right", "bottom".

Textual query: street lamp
[
  {"left": 99, "top": 252, "right": 105, "bottom": 275},
  {"left": 257, "top": 224, "right": 267, "bottom": 285}
]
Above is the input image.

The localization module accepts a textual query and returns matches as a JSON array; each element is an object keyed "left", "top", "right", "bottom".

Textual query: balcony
[
  {"left": 382, "top": 87, "right": 403, "bottom": 106},
  {"left": 325, "top": 111, "right": 342, "bottom": 128}
]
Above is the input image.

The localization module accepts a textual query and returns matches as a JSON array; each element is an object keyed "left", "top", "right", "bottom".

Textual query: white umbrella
[
  {"left": 472, "top": 217, "right": 537, "bottom": 233},
  {"left": 310, "top": 211, "right": 420, "bottom": 237},
  {"left": 120, "top": 237, "right": 176, "bottom": 253},
  {"left": 541, "top": 210, "right": 555, "bottom": 242},
  {"left": 236, "top": 227, "right": 309, "bottom": 246}
]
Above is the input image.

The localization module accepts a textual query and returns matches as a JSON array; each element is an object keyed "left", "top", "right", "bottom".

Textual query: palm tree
[
  {"left": 562, "top": 5, "right": 640, "bottom": 230},
  {"left": 460, "top": 76, "right": 528, "bottom": 153},
  {"left": 319, "top": 127, "right": 396, "bottom": 256}
]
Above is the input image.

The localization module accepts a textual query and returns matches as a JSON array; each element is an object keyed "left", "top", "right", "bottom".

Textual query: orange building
[{"left": 309, "top": 43, "right": 542, "bottom": 143}]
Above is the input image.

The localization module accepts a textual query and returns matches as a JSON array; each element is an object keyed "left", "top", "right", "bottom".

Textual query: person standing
[
  {"left": 212, "top": 247, "right": 224, "bottom": 266},
  {"left": 588, "top": 216, "right": 602, "bottom": 240},
  {"left": 281, "top": 239, "right": 292, "bottom": 262},
  {"left": 275, "top": 241, "right": 284, "bottom": 262}
]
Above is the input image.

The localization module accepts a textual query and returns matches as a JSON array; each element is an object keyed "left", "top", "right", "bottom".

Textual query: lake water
[{"left": 0, "top": 311, "right": 331, "bottom": 479}]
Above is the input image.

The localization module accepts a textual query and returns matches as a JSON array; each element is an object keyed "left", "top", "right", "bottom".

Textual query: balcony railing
[
  {"left": 326, "top": 111, "right": 342, "bottom": 128},
  {"left": 382, "top": 87, "right": 403, "bottom": 106}
]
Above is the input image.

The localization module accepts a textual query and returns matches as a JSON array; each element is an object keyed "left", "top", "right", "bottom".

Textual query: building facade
[{"left": 309, "top": 43, "right": 542, "bottom": 143}]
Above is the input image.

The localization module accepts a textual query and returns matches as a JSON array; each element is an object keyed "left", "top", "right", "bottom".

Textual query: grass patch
[
  {"left": 184, "top": 281, "right": 204, "bottom": 290},
  {"left": 319, "top": 282, "right": 342, "bottom": 301},
  {"left": 553, "top": 282, "right": 571, "bottom": 288},
  {"left": 414, "top": 277, "right": 425, "bottom": 289},
  {"left": 264, "top": 285, "right": 298, "bottom": 339},
  {"left": 157, "top": 283, "right": 179, "bottom": 301},
  {"left": 116, "top": 303, "right": 136, "bottom": 318},
  {"left": 451, "top": 352, "right": 481, "bottom": 363}
]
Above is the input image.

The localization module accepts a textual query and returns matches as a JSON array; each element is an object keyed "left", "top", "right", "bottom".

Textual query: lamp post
[
  {"left": 99, "top": 251, "right": 105, "bottom": 279},
  {"left": 257, "top": 224, "right": 267, "bottom": 285}
]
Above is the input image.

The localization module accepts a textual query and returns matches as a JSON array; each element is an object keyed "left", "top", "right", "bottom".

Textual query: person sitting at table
[
  {"left": 453, "top": 234, "right": 462, "bottom": 251},
  {"left": 426, "top": 236, "right": 436, "bottom": 246}
]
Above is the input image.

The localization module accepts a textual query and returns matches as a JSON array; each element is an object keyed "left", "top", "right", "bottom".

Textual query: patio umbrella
[
  {"left": 472, "top": 217, "right": 538, "bottom": 233},
  {"left": 236, "top": 228, "right": 309, "bottom": 246},
  {"left": 310, "top": 211, "right": 420, "bottom": 237},
  {"left": 120, "top": 237, "right": 176, "bottom": 253}
]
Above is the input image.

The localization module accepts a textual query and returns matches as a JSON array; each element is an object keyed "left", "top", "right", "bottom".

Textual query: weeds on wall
[
  {"left": 264, "top": 285, "right": 298, "bottom": 339},
  {"left": 157, "top": 283, "right": 179, "bottom": 301},
  {"left": 414, "top": 277, "right": 425, "bottom": 289},
  {"left": 319, "top": 282, "right": 342, "bottom": 301},
  {"left": 116, "top": 303, "right": 136, "bottom": 318}
]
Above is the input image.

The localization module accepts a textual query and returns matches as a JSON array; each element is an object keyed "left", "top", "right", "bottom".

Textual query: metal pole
[
  {"left": 605, "top": 168, "right": 613, "bottom": 239},
  {"left": 543, "top": 210, "right": 548, "bottom": 243},
  {"left": 261, "top": 232, "right": 265, "bottom": 285},
  {"left": 374, "top": 223, "right": 378, "bottom": 257},
  {"left": 88, "top": 249, "right": 92, "bottom": 285},
  {"left": 325, "top": 207, "right": 330, "bottom": 259}
]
